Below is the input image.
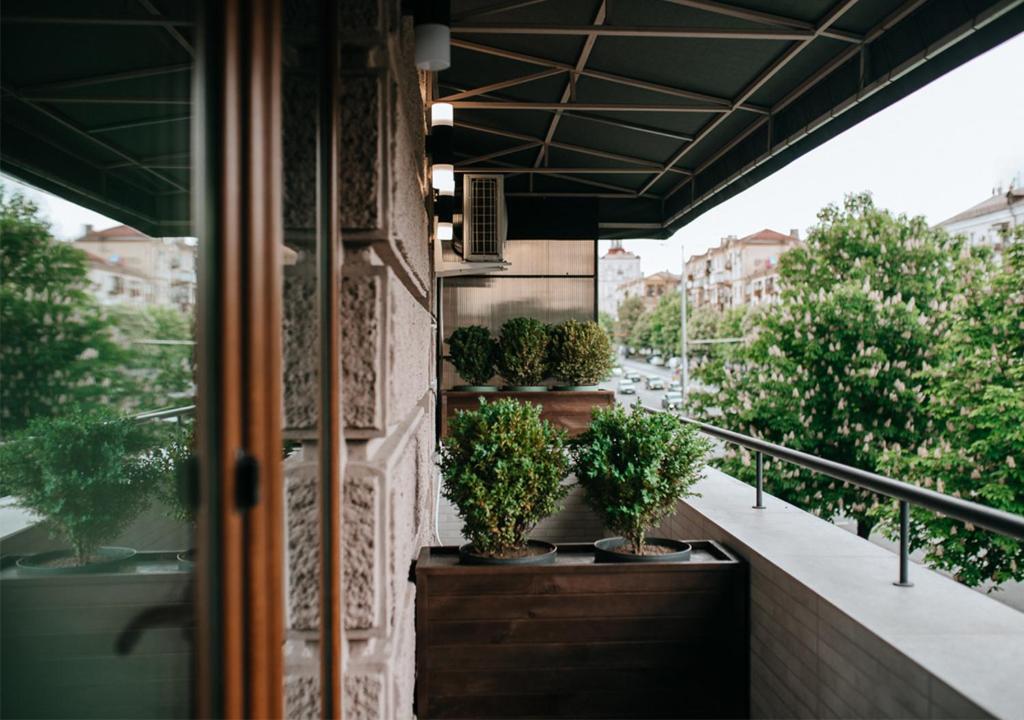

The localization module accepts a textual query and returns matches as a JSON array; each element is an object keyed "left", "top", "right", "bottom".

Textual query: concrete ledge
[{"left": 655, "top": 468, "right": 1024, "bottom": 720}]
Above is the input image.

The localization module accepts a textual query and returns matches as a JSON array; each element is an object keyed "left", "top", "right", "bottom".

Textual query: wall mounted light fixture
[
  {"left": 414, "top": 0, "right": 451, "bottom": 71},
  {"left": 429, "top": 101, "right": 454, "bottom": 192}
]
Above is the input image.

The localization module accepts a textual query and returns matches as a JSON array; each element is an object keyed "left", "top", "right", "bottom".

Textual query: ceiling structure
[
  {"left": 441, "top": 0, "right": 1024, "bottom": 238},
  {"left": 0, "top": 1, "right": 1021, "bottom": 239},
  {"left": 0, "top": 1, "right": 194, "bottom": 237}
]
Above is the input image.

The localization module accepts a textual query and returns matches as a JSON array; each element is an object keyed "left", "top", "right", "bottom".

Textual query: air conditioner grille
[{"left": 470, "top": 177, "right": 499, "bottom": 257}]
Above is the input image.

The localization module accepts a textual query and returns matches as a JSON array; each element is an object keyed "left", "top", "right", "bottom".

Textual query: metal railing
[
  {"left": 133, "top": 404, "right": 195, "bottom": 424},
  {"left": 651, "top": 409, "right": 1024, "bottom": 586}
]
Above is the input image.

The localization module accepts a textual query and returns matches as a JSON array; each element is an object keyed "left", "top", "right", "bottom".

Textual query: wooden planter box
[
  {"left": 441, "top": 390, "right": 615, "bottom": 438},
  {"left": 0, "top": 552, "right": 193, "bottom": 719},
  {"left": 414, "top": 542, "right": 748, "bottom": 719}
]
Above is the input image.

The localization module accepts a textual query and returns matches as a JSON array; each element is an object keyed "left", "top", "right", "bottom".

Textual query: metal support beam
[
  {"left": 640, "top": 0, "right": 862, "bottom": 196},
  {"left": 437, "top": 68, "right": 565, "bottom": 101},
  {"left": 456, "top": 166, "right": 662, "bottom": 174},
  {"left": 4, "top": 87, "right": 189, "bottom": 193},
  {"left": 452, "top": 25, "right": 815, "bottom": 40},
  {"left": 89, "top": 114, "right": 192, "bottom": 134},
  {"left": 453, "top": 0, "right": 550, "bottom": 22},
  {"left": 457, "top": 120, "right": 691, "bottom": 173},
  {"left": 534, "top": 1, "right": 606, "bottom": 167},
  {"left": 3, "top": 16, "right": 192, "bottom": 26},
  {"left": 660, "top": 0, "right": 862, "bottom": 42},
  {"left": 20, "top": 64, "right": 191, "bottom": 94},
  {"left": 459, "top": 141, "right": 541, "bottom": 165},
  {"left": 449, "top": 101, "right": 724, "bottom": 112},
  {"left": 137, "top": 0, "right": 194, "bottom": 57},
  {"left": 450, "top": 39, "right": 764, "bottom": 112}
]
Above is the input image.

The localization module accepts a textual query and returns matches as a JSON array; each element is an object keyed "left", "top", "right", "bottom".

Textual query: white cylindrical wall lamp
[
  {"left": 431, "top": 102, "right": 454, "bottom": 127},
  {"left": 415, "top": 1, "right": 451, "bottom": 71},
  {"left": 436, "top": 184, "right": 455, "bottom": 240},
  {"left": 432, "top": 164, "right": 454, "bottom": 192}
]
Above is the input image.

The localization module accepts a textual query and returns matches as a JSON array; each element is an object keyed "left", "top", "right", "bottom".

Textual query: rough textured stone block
[
  {"left": 340, "top": 0, "right": 381, "bottom": 36},
  {"left": 344, "top": 672, "right": 384, "bottom": 720},
  {"left": 342, "top": 265, "right": 387, "bottom": 435},
  {"left": 389, "top": 35, "right": 429, "bottom": 285},
  {"left": 285, "top": 674, "right": 320, "bottom": 720},
  {"left": 283, "top": 257, "right": 319, "bottom": 433},
  {"left": 340, "top": 75, "right": 382, "bottom": 231},
  {"left": 286, "top": 448, "right": 320, "bottom": 631},
  {"left": 283, "top": 72, "right": 318, "bottom": 240},
  {"left": 344, "top": 469, "right": 379, "bottom": 630}
]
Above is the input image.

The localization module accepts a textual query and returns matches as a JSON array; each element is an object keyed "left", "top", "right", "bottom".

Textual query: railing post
[
  {"left": 894, "top": 500, "right": 914, "bottom": 587},
  {"left": 753, "top": 451, "right": 765, "bottom": 509}
]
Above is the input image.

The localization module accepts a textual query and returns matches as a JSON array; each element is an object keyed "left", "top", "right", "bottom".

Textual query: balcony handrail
[
  {"left": 133, "top": 404, "right": 195, "bottom": 423},
  {"left": 645, "top": 407, "right": 1024, "bottom": 586}
]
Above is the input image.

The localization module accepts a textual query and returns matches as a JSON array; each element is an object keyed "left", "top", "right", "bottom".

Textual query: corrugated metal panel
[
  {"left": 441, "top": 276, "right": 595, "bottom": 389},
  {"left": 501, "top": 239, "right": 595, "bottom": 275}
]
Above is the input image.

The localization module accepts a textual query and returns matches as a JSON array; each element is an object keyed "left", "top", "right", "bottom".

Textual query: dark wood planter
[
  {"left": 0, "top": 551, "right": 193, "bottom": 719},
  {"left": 414, "top": 541, "right": 748, "bottom": 719},
  {"left": 441, "top": 389, "right": 615, "bottom": 438}
]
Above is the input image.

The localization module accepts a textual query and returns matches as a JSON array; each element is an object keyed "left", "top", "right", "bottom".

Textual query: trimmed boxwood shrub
[
  {"left": 572, "top": 404, "right": 710, "bottom": 554},
  {"left": 548, "top": 319, "right": 614, "bottom": 386},
  {"left": 447, "top": 325, "right": 497, "bottom": 386},
  {"left": 440, "top": 398, "right": 569, "bottom": 557},
  {"left": 496, "top": 317, "right": 550, "bottom": 386},
  {"left": 0, "top": 408, "right": 163, "bottom": 565}
]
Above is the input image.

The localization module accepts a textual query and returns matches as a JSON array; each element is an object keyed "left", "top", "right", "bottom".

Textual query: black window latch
[{"left": 235, "top": 451, "right": 260, "bottom": 510}]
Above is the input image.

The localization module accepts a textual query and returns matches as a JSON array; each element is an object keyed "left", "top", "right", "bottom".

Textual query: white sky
[
  {"left": 2, "top": 34, "right": 1022, "bottom": 254},
  {"left": 601, "top": 32, "right": 1024, "bottom": 275}
]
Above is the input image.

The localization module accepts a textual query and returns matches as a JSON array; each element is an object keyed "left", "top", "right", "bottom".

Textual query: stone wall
[{"left": 281, "top": 2, "right": 434, "bottom": 717}]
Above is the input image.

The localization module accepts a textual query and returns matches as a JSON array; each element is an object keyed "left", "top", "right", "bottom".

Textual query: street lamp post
[{"left": 680, "top": 246, "right": 688, "bottom": 397}]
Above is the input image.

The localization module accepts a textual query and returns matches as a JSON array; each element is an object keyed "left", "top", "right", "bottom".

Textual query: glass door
[{"left": 0, "top": 2, "right": 284, "bottom": 717}]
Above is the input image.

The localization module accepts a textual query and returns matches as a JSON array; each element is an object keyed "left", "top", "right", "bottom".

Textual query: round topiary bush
[
  {"left": 0, "top": 407, "right": 161, "bottom": 566},
  {"left": 446, "top": 325, "right": 497, "bottom": 387},
  {"left": 548, "top": 319, "right": 614, "bottom": 387},
  {"left": 572, "top": 404, "right": 710, "bottom": 554},
  {"left": 496, "top": 317, "right": 550, "bottom": 387},
  {"left": 440, "top": 398, "right": 569, "bottom": 558}
]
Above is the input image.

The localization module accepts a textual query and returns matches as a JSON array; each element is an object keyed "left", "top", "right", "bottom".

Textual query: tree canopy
[{"left": 691, "top": 193, "right": 969, "bottom": 538}]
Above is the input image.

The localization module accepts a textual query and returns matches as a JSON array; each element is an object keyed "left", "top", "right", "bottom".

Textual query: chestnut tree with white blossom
[{"left": 691, "top": 193, "right": 971, "bottom": 540}]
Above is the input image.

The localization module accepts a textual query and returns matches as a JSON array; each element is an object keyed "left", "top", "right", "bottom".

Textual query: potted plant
[
  {"left": 0, "top": 408, "right": 158, "bottom": 573},
  {"left": 548, "top": 319, "right": 614, "bottom": 390},
  {"left": 573, "top": 404, "right": 710, "bottom": 562},
  {"left": 154, "top": 421, "right": 197, "bottom": 568},
  {"left": 439, "top": 398, "right": 569, "bottom": 564},
  {"left": 446, "top": 324, "right": 498, "bottom": 391},
  {"left": 496, "top": 317, "right": 550, "bottom": 391}
]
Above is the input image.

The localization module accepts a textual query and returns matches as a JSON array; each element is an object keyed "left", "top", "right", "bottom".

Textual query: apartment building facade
[
  {"left": 937, "top": 179, "right": 1023, "bottom": 250},
  {"left": 618, "top": 270, "right": 682, "bottom": 311},
  {"left": 74, "top": 224, "right": 197, "bottom": 310},
  {"left": 685, "top": 228, "right": 800, "bottom": 310}
]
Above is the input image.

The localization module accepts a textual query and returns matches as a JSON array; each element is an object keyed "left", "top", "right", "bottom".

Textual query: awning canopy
[
  {"left": 443, "top": 0, "right": 1024, "bottom": 238},
  {"left": 1, "top": 0, "right": 1021, "bottom": 239}
]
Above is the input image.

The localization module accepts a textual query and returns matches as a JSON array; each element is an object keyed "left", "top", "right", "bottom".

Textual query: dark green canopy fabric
[{"left": 1, "top": 0, "right": 1021, "bottom": 238}]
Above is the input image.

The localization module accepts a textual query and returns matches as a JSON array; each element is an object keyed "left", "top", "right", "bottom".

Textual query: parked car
[
  {"left": 669, "top": 381, "right": 683, "bottom": 392},
  {"left": 645, "top": 375, "right": 665, "bottom": 390},
  {"left": 667, "top": 356, "right": 681, "bottom": 369},
  {"left": 648, "top": 356, "right": 665, "bottom": 366},
  {"left": 625, "top": 369, "right": 642, "bottom": 382},
  {"left": 662, "top": 391, "right": 684, "bottom": 410},
  {"left": 611, "top": 366, "right": 623, "bottom": 376},
  {"left": 618, "top": 380, "right": 636, "bottom": 395}
]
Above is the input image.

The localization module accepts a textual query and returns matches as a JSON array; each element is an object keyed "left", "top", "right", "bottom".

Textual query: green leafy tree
[
  {"left": 0, "top": 189, "right": 117, "bottom": 433},
  {"left": 691, "top": 193, "right": 966, "bottom": 538},
  {"left": 107, "top": 304, "right": 194, "bottom": 411},
  {"left": 598, "top": 311, "right": 615, "bottom": 342},
  {"left": 615, "top": 296, "right": 646, "bottom": 346},
  {"left": 879, "top": 235, "right": 1023, "bottom": 587}
]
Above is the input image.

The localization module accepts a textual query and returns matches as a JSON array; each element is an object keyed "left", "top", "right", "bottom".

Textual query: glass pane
[{"left": 1, "top": 4, "right": 198, "bottom": 717}]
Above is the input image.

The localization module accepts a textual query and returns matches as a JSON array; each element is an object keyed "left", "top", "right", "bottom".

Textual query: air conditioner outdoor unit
[{"left": 462, "top": 174, "right": 506, "bottom": 261}]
